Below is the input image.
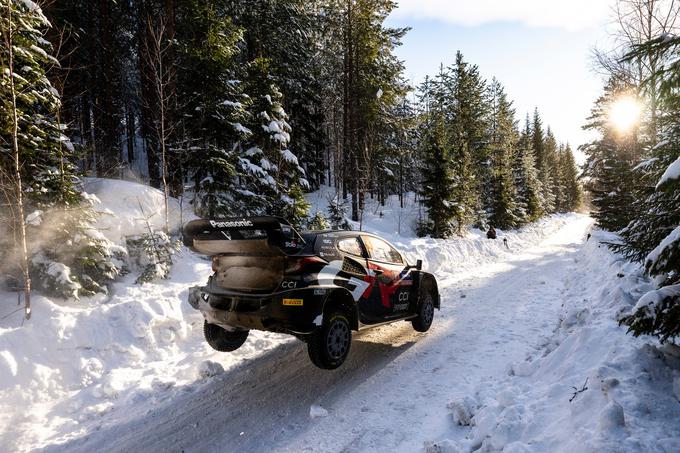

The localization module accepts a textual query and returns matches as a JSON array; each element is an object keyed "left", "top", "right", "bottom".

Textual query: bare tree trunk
[
  {"left": 144, "top": 17, "right": 174, "bottom": 234},
  {"left": 5, "top": 3, "right": 32, "bottom": 319}
]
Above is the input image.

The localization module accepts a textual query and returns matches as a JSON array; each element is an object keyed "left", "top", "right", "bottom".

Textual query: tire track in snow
[{"left": 42, "top": 216, "right": 593, "bottom": 453}]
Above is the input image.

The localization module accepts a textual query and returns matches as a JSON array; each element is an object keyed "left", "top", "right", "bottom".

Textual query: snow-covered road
[{"left": 44, "top": 216, "right": 594, "bottom": 453}]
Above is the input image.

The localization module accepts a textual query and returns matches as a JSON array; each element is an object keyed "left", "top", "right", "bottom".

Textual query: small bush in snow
[
  {"left": 307, "top": 211, "right": 330, "bottom": 230},
  {"left": 126, "top": 231, "right": 180, "bottom": 284},
  {"left": 327, "top": 195, "right": 352, "bottom": 230},
  {"left": 26, "top": 204, "right": 127, "bottom": 299},
  {"left": 621, "top": 285, "right": 680, "bottom": 343}
]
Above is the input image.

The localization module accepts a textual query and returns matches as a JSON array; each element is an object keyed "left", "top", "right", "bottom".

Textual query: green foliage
[
  {"left": 580, "top": 79, "right": 641, "bottom": 232},
  {"left": 0, "top": 0, "right": 122, "bottom": 300},
  {"left": 614, "top": 34, "right": 680, "bottom": 344},
  {"left": 126, "top": 231, "right": 180, "bottom": 284},
  {"left": 307, "top": 211, "right": 330, "bottom": 231},
  {"left": 621, "top": 285, "right": 680, "bottom": 344},
  {"left": 486, "top": 79, "right": 520, "bottom": 230},
  {"left": 327, "top": 195, "right": 352, "bottom": 230}
]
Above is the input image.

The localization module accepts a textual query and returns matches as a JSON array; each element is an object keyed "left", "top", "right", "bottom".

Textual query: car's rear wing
[{"left": 183, "top": 216, "right": 306, "bottom": 256}]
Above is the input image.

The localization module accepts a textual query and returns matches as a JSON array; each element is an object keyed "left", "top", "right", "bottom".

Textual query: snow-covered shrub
[
  {"left": 327, "top": 195, "right": 352, "bottom": 230},
  {"left": 621, "top": 285, "right": 680, "bottom": 343},
  {"left": 621, "top": 154, "right": 680, "bottom": 344},
  {"left": 307, "top": 211, "right": 330, "bottom": 230},
  {"left": 126, "top": 231, "right": 180, "bottom": 284},
  {"left": 27, "top": 201, "right": 127, "bottom": 299}
]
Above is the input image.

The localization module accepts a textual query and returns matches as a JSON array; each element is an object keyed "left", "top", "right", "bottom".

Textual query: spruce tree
[
  {"left": 513, "top": 116, "right": 543, "bottom": 222},
  {"left": 486, "top": 79, "right": 520, "bottom": 229},
  {"left": 1, "top": 0, "right": 123, "bottom": 304},
  {"left": 617, "top": 34, "right": 680, "bottom": 344},
  {"left": 446, "top": 52, "right": 487, "bottom": 232},
  {"left": 559, "top": 145, "right": 583, "bottom": 212},
  {"left": 580, "top": 78, "right": 641, "bottom": 232},
  {"left": 541, "top": 128, "right": 559, "bottom": 213},
  {"left": 173, "top": 0, "right": 250, "bottom": 218}
]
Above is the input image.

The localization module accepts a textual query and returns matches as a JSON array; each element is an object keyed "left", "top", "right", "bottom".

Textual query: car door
[{"left": 360, "top": 235, "right": 414, "bottom": 318}]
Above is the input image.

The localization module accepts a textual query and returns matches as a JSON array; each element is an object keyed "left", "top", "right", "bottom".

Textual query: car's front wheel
[
  {"left": 203, "top": 321, "right": 249, "bottom": 352},
  {"left": 412, "top": 287, "right": 435, "bottom": 332},
  {"left": 307, "top": 311, "right": 352, "bottom": 370}
]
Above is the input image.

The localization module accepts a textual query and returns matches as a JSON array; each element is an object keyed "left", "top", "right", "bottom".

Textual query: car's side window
[
  {"left": 337, "top": 237, "right": 364, "bottom": 257},
  {"left": 362, "top": 236, "right": 403, "bottom": 264}
]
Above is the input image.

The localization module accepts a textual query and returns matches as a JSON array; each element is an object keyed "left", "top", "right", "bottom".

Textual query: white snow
[
  {"left": 657, "top": 156, "right": 680, "bottom": 188},
  {"left": 645, "top": 224, "right": 680, "bottom": 269},
  {"left": 1, "top": 181, "right": 678, "bottom": 452},
  {"left": 280, "top": 148, "right": 299, "bottom": 165},
  {"left": 82, "top": 178, "right": 185, "bottom": 243},
  {"left": 310, "top": 404, "right": 329, "bottom": 419}
]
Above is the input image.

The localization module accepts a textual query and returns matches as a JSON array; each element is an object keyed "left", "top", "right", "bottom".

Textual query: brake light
[{"left": 285, "top": 256, "right": 327, "bottom": 274}]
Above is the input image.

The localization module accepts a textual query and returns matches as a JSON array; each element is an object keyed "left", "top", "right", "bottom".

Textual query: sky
[{"left": 387, "top": 0, "right": 618, "bottom": 161}]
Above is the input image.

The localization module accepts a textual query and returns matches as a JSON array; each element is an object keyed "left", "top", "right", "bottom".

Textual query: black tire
[
  {"left": 412, "top": 287, "right": 435, "bottom": 332},
  {"left": 203, "top": 321, "right": 249, "bottom": 352},
  {"left": 307, "top": 311, "right": 352, "bottom": 370}
]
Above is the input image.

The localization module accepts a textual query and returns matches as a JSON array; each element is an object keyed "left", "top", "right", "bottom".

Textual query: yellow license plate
[{"left": 282, "top": 298, "right": 303, "bottom": 306}]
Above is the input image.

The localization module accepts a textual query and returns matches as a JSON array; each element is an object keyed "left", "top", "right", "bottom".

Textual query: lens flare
[{"left": 609, "top": 97, "right": 642, "bottom": 133}]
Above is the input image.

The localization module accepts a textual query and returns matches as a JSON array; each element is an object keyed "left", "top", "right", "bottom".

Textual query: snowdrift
[
  {"left": 432, "top": 229, "right": 680, "bottom": 453},
  {"left": 0, "top": 179, "right": 582, "bottom": 452}
]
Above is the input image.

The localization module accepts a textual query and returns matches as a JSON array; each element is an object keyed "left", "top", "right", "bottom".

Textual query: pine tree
[
  {"left": 419, "top": 106, "right": 455, "bottom": 238},
  {"left": 243, "top": 57, "right": 310, "bottom": 226},
  {"left": 541, "top": 128, "right": 559, "bottom": 213},
  {"left": 486, "top": 79, "right": 520, "bottom": 229},
  {"left": 513, "top": 116, "right": 543, "bottom": 222},
  {"left": 580, "top": 78, "right": 641, "bottom": 232},
  {"left": 445, "top": 52, "right": 487, "bottom": 232},
  {"left": 559, "top": 145, "right": 583, "bottom": 212},
  {"left": 172, "top": 0, "right": 250, "bottom": 218},
  {"left": 1, "top": 0, "right": 123, "bottom": 305}
]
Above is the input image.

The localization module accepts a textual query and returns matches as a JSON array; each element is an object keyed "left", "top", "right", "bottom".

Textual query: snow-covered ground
[{"left": 1, "top": 181, "right": 678, "bottom": 452}]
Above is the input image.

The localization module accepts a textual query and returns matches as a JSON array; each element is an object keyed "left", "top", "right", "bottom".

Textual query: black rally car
[{"left": 183, "top": 216, "right": 440, "bottom": 369}]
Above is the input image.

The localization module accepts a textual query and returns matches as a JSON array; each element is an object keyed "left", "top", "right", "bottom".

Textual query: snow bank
[
  {"left": 83, "top": 178, "right": 186, "bottom": 243},
  {"left": 0, "top": 182, "right": 585, "bottom": 452},
  {"left": 307, "top": 185, "right": 576, "bottom": 277},
  {"left": 431, "top": 229, "right": 680, "bottom": 452}
]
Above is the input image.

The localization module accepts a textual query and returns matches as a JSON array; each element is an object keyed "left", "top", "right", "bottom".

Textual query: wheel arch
[
  {"left": 418, "top": 272, "right": 440, "bottom": 309},
  {"left": 322, "top": 288, "right": 359, "bottom": 331}
]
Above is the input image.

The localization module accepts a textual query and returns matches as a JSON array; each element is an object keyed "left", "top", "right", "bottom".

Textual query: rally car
[{"left": 183, "top": 216, "right": 440, "bottom": 369}]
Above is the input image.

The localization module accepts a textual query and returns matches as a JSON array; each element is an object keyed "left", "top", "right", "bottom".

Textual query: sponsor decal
[
  {"left": 210, "top": 219, "right": 254, "bottom": 228},
  {"left": 394, "top": 303, "right": 408, "bottom": 311},
  {"left": 314, "top": 289, "right": 327, "bottom": 295},
  {"left": 282, "top": 298, "right": 304, "bottom": 306},
  {"left": 398, "top": 292, "right": 409, "bottom": 301},
  {"left": 281, "top": 281, "right": 297, "bottom": 289}
]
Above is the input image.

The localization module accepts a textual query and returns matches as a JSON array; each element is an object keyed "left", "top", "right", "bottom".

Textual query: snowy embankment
[
  {"left": 430, "top": 229, "right": 680, "bottom": 453},
  {"left": 1, "top": 180, "right": 579, "bottom": 452}
]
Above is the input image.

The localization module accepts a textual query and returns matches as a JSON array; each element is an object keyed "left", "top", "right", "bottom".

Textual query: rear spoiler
[{"left": 183, "top": 216, "right": 306, "bottom": 255}]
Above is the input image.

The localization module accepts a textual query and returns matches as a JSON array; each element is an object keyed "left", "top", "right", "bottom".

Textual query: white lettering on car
[{"left": 209, "top": 220, "right": 254, "bottom": 228}]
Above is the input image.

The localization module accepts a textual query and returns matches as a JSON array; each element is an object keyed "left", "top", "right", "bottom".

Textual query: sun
[{"left": 609, "top": 96, "right": 642, "bottom": 133}]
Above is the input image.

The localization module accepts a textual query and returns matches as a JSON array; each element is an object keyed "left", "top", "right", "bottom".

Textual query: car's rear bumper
[{"left": 189, "top": 284, "right": 328, "bottom": 335}]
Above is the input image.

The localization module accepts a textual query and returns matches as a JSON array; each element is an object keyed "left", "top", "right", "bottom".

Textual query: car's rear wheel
[
  {"left": 412, "top": 287, "right": 435, "bottom": 332},
  {"left": 308, "top": 311, "right": 352, "bottom": 370},
  {"left": 203, "top": 321, "right": 249, "bottom": 352}
]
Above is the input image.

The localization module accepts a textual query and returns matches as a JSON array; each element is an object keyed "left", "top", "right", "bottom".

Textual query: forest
[
  {"left": 581, "top": 0, "right": 680, "bottom": 343},
  {"left": 0, "top": 0, "right": 582, "bottom": 315}
]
